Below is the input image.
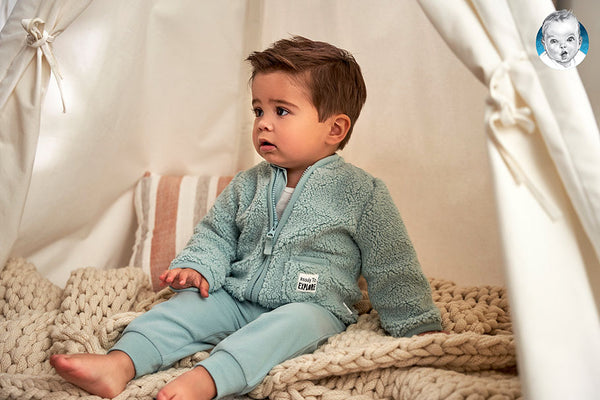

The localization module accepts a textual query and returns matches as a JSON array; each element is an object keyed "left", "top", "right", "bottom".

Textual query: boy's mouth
[{"left": 259, "top": 139, "right": 276, "bottom": 151}]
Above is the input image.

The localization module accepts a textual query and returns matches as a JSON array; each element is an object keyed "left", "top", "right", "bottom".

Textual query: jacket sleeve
[
  {"left": 355, "top": 178, "right": 442, "bottom": 337},
  {"left": 169, "top": 174, "right": 241, "bottom": 293}
]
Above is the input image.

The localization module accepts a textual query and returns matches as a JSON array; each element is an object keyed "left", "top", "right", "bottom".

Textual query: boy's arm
[
  {"left": 356, "top": 179, "right": 443, "bottom": 337},
  {"left": 168, "top": 176, "right": 241, "bottom": 293}
]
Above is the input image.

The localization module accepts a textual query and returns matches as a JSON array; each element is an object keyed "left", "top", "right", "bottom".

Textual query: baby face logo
[
  {"left": 296, "top": 273, "right": 319, "bottom": 293},
  {"left": 536, "top": 9, "right": 588, "bottom": 70}
]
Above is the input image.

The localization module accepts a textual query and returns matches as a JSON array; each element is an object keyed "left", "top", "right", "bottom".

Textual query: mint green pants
[{"left": 111, "top": 290, "right": 345, "bottom": 398}]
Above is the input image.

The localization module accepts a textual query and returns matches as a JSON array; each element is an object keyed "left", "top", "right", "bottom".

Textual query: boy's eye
[
  {"left": 567, "top": 36, "right": 575, "bottom": 42},
  {"left": 253, "top": 108, "right": 263, "bottom": 117},
  {"left": 550, "top": 39, "right": 557, "bottom": 44},
  {"left": 276, "top": 107, "right": 289, "bottom": 116}
]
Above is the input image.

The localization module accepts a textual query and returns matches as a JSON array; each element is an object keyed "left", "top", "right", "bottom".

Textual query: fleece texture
[{"left": 170, "top": 154, "right": 442, "bottom": 337}]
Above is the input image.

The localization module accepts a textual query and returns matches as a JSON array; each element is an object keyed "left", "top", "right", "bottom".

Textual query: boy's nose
[{"left": 257, "top": 118, "right": 273, "bottom": 131}]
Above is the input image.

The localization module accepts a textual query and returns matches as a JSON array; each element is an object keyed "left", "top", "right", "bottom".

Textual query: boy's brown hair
[{"left": 246, "top": 36, "right": 367, "bottom": 149}]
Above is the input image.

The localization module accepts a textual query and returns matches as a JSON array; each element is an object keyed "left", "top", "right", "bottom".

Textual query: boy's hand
[{"left": 159, "top": 268, "right": 210, "bottom": 298}]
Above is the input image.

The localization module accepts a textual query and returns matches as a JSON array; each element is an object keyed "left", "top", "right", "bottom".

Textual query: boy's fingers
[
  {"left": 164, "top": 270, "right": 176, "bottom": 282},
  {"left": 199, "top": 278, "right": 210, "bottom": 298},
  {"left": 193, "top": 275, "right": 202, "bottom": 289}
]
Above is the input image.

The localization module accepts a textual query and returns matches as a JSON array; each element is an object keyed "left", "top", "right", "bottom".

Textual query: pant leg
[
  {"left": 198, "top": 302, "right": 346, "bottom": 398},
  {"left": 110, "top": 289, "right": 268, "bottom": 377}
]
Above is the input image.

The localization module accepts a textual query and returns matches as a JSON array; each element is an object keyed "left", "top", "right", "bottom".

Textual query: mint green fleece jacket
[{"left": 170, "top": 154, "right": 442, "bottom": 337}]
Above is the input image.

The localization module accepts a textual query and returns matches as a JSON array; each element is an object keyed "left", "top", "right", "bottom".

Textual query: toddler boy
[{"left": 51, "top": 36, "right": 442, "bottom": 400}]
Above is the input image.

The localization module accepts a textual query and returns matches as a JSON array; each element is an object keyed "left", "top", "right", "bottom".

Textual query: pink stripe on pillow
[{"left": 150, "top": 175, "right": 183, "bottom": 290}]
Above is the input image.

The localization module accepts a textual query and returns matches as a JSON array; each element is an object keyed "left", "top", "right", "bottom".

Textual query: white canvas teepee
[
  {"left": 1, "top": 1, "right": 599, "bottom": 399},
  {"left": 418, "top": 1, "right": 600, "bottom": 398}
]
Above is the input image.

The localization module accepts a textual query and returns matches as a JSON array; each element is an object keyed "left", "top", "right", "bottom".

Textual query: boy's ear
[{"left": 326, "top": 114, "right": 351, "bottom": 146}]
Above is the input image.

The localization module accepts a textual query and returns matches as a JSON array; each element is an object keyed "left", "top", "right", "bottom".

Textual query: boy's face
[
  {"left": 542, "top": 17, "right": 582, "bottom": 64},
  {"left": 251, "top": 71, "right": 338, "bottom": 181}
]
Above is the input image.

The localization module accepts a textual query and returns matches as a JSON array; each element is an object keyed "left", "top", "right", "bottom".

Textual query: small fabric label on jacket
[{"left": 296, "top": 273, "right": 319, "bottom": 293}]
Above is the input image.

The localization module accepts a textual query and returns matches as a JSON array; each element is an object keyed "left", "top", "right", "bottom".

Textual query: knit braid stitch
[{"left": 0, "top": 258, "right": 521, "bottom": 399}]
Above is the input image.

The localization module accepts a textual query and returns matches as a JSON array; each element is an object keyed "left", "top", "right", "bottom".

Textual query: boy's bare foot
[
  {"left": 50, "top": 351, "right": 135, "bottom": 399},
  {"left": 156, "top": 366, "right": 217, "bottom": 400}
]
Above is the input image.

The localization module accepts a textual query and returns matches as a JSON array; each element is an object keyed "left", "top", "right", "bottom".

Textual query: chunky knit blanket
[{"left": 0, "top": 258, "right": 521, "bottom": 399}]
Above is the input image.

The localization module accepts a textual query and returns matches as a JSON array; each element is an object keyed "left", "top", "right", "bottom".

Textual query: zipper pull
[{"left": 264, "top": 228, "right": 276, "bottom": 255}]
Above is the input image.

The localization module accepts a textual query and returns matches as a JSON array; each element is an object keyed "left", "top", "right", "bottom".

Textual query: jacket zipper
[
  {"left": 245, "top": 166, "right": 284, "bottom": 300},
  {"left": 263, "top": 168, "right": 281, "bottom": 256}
]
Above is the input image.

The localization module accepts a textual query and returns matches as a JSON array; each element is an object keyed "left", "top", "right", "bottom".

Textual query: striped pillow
[{"left": 130, "top": 172, "right": 233, "bottom": 290}]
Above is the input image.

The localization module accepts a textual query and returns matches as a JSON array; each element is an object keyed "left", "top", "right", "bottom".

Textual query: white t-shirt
[{"left": 275, "top": 187, "right": 295, "bottom": 220}]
